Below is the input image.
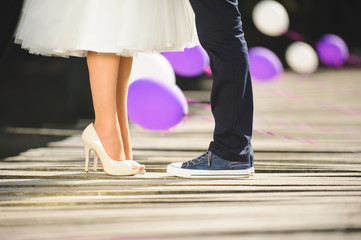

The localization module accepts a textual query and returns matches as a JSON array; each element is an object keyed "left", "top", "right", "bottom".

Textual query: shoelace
[{"left": 184, "top": 151, "right": 213, "bottom": 167}]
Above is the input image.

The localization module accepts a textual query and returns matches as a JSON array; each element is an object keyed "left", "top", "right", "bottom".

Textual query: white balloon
[
  {"left": 252, "top": 0, "right": 289, "bottom": 36},
  {"left": 285, "top": 41, "right": 319, "bottom": 74},
  {"left": 130, "top": 53, "right": 176, "bottom": 84}
]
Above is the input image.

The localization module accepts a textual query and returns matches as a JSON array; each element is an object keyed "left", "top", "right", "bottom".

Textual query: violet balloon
[
  {"left": 316, "top": 34, "right": 349, "bottom": 67},
  {"left": 248, "top": 47, "right": 283, "bottom": 82},
  {"left": 127, "top": 78, "right": 188, "bottom": 131},
  {"left": 162, "top": 45, "right": 210, "bottom": 77}
]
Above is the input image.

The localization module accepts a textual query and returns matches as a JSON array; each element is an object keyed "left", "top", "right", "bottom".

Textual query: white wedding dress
[{"left": 14, "top": 0, "right": 198, "bottom": 57}]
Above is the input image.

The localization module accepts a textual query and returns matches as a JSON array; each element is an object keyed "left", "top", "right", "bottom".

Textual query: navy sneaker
[{"left": 167, "top": 151, "right": 254, "bottom": 178}]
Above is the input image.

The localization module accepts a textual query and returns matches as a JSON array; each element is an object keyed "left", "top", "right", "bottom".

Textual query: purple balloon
[
  {"left": 248, "top": 47, "right": 283, "bottom": 82},
  {"left": 316, "top": 34, "right": 349, "bottom": 67},
  {"left": 162, "top": 45, "right": 210, "bottom": 77},
  {"left": 127, "top": 78, "right": 188, "bottom": 131}
]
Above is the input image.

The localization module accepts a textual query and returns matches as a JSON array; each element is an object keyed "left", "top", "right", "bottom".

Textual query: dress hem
[{"left": 15, "top": 40, "right": 199, "bottom": 58}]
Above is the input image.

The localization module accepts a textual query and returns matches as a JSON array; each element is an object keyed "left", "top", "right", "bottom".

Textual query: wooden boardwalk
[{"left": 1, "top": 69, "right": 361, "bottom": 240}]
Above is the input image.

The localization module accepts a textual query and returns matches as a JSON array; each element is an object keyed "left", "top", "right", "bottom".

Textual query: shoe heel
[
  {"left": 83, "top": 141, "right": 92, "bottom": 173},
  {"left": 93, "top": 152, "right": 98, "bottom": 172}
]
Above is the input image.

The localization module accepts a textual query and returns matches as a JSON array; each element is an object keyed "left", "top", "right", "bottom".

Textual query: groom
[{"left": 167, "top": 0, "right": 254, "bottom": 178}]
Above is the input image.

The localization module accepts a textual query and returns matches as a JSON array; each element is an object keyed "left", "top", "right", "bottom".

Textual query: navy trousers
[{"left": 189, "top": 0, "right": 254, "bottom": 163}]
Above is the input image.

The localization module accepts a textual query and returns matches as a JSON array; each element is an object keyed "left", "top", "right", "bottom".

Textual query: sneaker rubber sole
[{"left": 167, "top": 163, "right": 254, "bottom": 178}]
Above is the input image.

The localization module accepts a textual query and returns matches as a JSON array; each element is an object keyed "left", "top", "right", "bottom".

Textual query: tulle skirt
[{"left": 14, "top": 0, "right": 199, "bottom": 57}]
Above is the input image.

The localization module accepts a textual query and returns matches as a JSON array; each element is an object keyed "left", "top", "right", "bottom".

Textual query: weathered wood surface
[{"left": 1, "top": 69, "right": 361, "bottom": 239}]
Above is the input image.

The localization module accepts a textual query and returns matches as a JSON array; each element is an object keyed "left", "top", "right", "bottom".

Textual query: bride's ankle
[{"left": 94, "top": 122, "right": 120, "bottom": 136}]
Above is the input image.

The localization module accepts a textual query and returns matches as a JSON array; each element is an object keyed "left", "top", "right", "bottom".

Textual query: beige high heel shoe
[{"left": 82, "top": 123, "right": 138, "bottom": 176}]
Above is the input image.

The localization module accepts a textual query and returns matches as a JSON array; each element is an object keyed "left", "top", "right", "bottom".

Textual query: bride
[{"left": 15, "top": 0, "right": 198, "bottom": 176}]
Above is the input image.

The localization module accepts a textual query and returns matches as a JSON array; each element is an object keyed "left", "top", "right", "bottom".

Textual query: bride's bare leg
[
  {"left": 116, "top": 57, "right": 145, "bottom": 172},
  {"left": 87, "top": 51, "right": 125, "bottom": 161},
  {"left": 116, "top": 56, "right": 133, "bottom": 160}
]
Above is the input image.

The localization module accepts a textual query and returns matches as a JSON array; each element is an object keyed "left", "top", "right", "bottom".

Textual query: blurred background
[{"left": 1, "top": 0, "right": 361, "bottom": 159}]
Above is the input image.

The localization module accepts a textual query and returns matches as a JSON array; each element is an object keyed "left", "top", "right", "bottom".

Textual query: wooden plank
[
  {"left": 1, "top": 191, "right": 361, "bottom": 207},
  {"left": 1, "top": 177, "right": 361, "bottom": 189},
  {"left": 0, "top": 203, "right": 360, "bottom": 237}
]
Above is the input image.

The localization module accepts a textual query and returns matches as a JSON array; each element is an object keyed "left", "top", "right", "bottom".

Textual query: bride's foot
[
  {"left": 93, "top": 122, "right": 125, "bottom": 161},
  {"left": 92, "top": 123, "right": 143, "bottom": 173},
  {"left": 82, "top": 123, "right": 139, "bottom": 176},
  {"left": 129, "top": 160, "right": 146, "bottom": 174},
  {"left": 118, "top": 124, "right": 145, "bottom": 173}
]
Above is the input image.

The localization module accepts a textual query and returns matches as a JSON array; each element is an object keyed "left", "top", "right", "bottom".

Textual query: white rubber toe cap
[{"left": 168, "top": 162, "right": 183, "bottom": 168}]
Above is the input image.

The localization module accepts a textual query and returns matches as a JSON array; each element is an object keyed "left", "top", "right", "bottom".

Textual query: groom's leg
[{"left": 190, "top": 0, "right": 254, "bottom": 163}]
